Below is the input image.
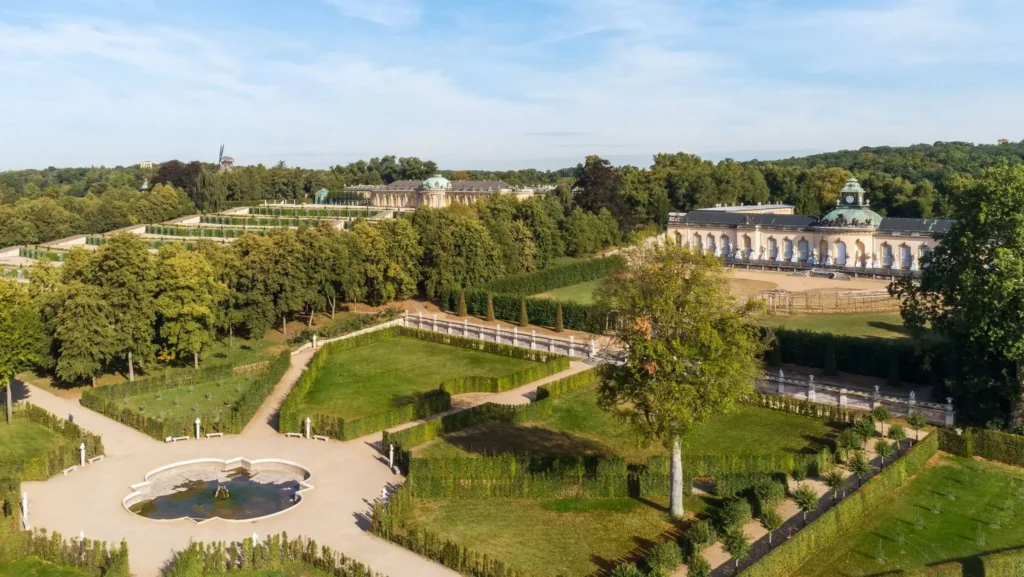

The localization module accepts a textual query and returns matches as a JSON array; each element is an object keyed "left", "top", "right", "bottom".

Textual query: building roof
[
  {"left": 669, "top": 210, "right": 953, "bottom": 236},
  {"left": 878, "top": 217, "right": 954, "bottom": 235},
  {"left": 374, "top": 178, "right": 513, "bottom": 193},
  {"left": 695, "top": 204, "right": 794, "bottom": 213}
]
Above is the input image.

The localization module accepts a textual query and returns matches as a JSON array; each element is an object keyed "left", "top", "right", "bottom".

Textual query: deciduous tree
[
  {"left": 0, "top": 282, "right": 46, "bottom": 422},
  {"left": 156, "top": 251, "right": 224, "bottom": 369}
]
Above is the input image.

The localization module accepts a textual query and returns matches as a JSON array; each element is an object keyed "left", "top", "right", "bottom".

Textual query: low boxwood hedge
[{"left": 0, "top": 404, "right": 105, "bottom": 481}]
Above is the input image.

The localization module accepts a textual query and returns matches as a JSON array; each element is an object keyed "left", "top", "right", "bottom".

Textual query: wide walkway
[{"left": 19, "top": 351, "right": 593, "bottom": 577}]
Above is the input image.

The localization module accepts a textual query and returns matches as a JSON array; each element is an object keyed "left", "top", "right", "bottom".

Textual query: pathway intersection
[{"left": 19, "top": 349, "right": 591, "bottom": 577}]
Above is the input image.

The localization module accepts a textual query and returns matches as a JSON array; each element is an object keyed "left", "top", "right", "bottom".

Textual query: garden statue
[
  {"left": 910, "top": 255, "right": 918, "bottom": 271},
  {"left": 871, "top": 253, "right": 878, "bottom": 268},
  {"left": 808, "top": 249, "right": 817, "bottom": 266},
  {"left": 824, "top": 249, "right": 833, "bottom": 266},
  {"left": 759, "top": 246, "right": 766, "bottom": 260},
  {"left": 909, "top": 390, "right": 916, "bottom": 404},
  {"left": 734, "top": 247, "right": 742, "bottom": 260},
  {"left": 215, "top": 485, "right": 230, "bottom": 500}
]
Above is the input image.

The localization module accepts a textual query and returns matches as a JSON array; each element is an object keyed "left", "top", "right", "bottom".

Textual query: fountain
[{"left": 123, "top": 458, "right": 313, "bottom": 524}]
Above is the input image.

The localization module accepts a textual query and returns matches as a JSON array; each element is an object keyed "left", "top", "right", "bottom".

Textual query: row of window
[{"left": 676, "top": 233, "right": 930, "bottom": 268}]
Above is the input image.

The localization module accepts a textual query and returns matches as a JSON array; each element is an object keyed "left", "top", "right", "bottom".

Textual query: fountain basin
[{"left": 123, "top": 458, "right": 314, "bottom": 524}]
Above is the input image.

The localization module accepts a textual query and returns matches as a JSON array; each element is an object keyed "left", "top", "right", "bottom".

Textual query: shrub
[
  {"left": 686, "top": 554, "right": 711, "bottom": 577},
  {"left": 741, "top": 431, "right": 939, "bottom": 577},
  {"left": 478, "top": 256, "right": 624, "bottom": 295},
  {"left": 555, "top": 303, "right": 564, "bottom": 332},
  {"left": 646, "top": 541, "right": 683, "bottom": 574},
  {"left": 767, "top": 335, "right": 782, "bottom": 367},
  {"left": 167, "top": 533, "right": 384, "bottom": 576},
  {"left": 519, "top": 298, "right": 529, "bottom": 327},
  {"left": 609, "top": 562, "right": 645, "bottom": 577},
  {"left": 981, "top": 547, "right": 1024, "bottom": 576},
  {"left": 0, "top": 404, "right": 105, "bottom": 481},
  {"left": 760, "top": 506, "right": 784, "bottom": 546},
  {"left": 485, "top": 294, "right": 495, "bottom": 321},
  {"left": 715, "top": 497, "right": 752, "bottom": 532},
  {"left": 721, "top": 526, "right": 751, "bottom": 569},
  {"left": 753, "top": 477, "right": 787, "bottom": 512},
  {"left": 824, "top": 340, "right": 838, "bottom": 376},
  {"left": 683, "top": 519, "right": 717, "bottom": 554},
  {"left": 887, "top": 351, "right": 902, "bottom": 386}
]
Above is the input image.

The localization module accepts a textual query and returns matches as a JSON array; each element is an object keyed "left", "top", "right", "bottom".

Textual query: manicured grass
[
  {"left": 0, "top": 557, "right": 90, "bottom": 577},
  {"left": 531, "top": 279, "right": 602, "bottom": 304},
  {"left": 122, "top": 374, "right": 258, "bottom": 423},
  {"left": 0, "top": 420, "right": 68, "bottom": 465},
  {"left": 410, "top": 496, "right": 701, "bottom": 577},
  {"left": 759, "top": 312, "right": 909, "bottom": 339},
  {"left": 210, "top": 566, "right": 333, "bottom": 577},
  {"left": 797, "top": 456, "right": 1024, "bottom": 576},
  {"left": 303, "top": 336, "right": 539, "bottom": 421},
  {"left": 414, "top": 385, "right": 839, "bottom": 462}
]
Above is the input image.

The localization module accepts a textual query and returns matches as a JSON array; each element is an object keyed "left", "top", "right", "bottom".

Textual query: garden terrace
[
  {"left": 17, "top": 247, "right": 66, "bottom": 262},
  {"left": 279, "top": 326, "right": 567, "bottom": 440},
  {"left": 248, "top": 205, "right": 383, "bottom": 218},
  {"left": 199, "top": 215, "right": 345, "bottom": 228},
  {"left": 143, "top": 225, "right": 274, "bottom": 239}
]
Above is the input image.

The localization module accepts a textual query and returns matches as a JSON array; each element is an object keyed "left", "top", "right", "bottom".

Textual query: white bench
[
  {"left": 313, "top": 435, "right": 329, "bottom": 442},
  {"left": 285, "top": 432, "right": 304, "bottom": 438},
  {"left": 164, "top": 436, "right": 190, "bottom": 443},
  {"left": 87, "top": 456, "right": 104, "bottom": 464},
  {"left": 206, "top": 432, "right": 224, "bottom": 438},
  {"left": 62, "top": 466, "right": 77, "bottom": 476}
]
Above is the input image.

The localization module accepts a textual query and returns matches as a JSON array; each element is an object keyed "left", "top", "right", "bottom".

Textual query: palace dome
[
  {"left": 420, "top": 174, "right": 452, "bottom": 191},
  {"left": 816, "top": 178, "right": 882, "bottom": 229}
]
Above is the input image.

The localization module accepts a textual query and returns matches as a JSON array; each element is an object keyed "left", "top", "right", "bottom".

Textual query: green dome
[
  {"left": 421, "top": 175, "right": 451, "bottom": 191},
  {"left": 817, "top": 206, "right": 882, "bottom": 229}
]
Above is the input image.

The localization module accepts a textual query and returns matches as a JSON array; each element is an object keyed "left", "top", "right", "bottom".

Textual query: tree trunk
[
  {"left": 670, "top": 436, "right": 685, "bottom": 519},
  {"left": 128, "top": 351, "right": 135, "bottom": 383},
  {"left": 228, "top": 324, "right": 233, "bottom": 349},
  {"left": 193, "top": 352, "right": 199, "bottom": 370},
  {"left": 308, "top": 307, "right": 315, "bottom": 329},
  {"left": 5, "top": 380, "right": 12, "bottom": 424},
  {"left": 282, "top": 315, "right": 287, "bottom": 337},
  {"left": 91, "top": 376, "right": 96, "bottom": 389},
  {"left": 330, "top": 297, "right": 336, "bottom": 319}
]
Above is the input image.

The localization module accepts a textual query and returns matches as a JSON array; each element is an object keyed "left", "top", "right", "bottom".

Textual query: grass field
[
  {"left": 760, "top": 311, "right": 910, "bottom": 339},
  {"left": 0, "top": 557, "right": 90, "bottom": 577},
  {"left": 797, "top": 456, "right": 1024, "bottom": 576},
  {"left": 210, "top": 566, "right": 334, "bottom": 577},
  {"left": 0, "top": 420, "right": 68, "bottom": 465},
  {"left": 303, "top": 336, "right": 539, "bottom": 421},
  {"left": 414, "top": 385, "right": 840, "bottom": 462},
  {"left": 531, "top": 280, "right": 602, "bottom": 304},
  {"left": 121, "top": 373, "right": 259, "bottom": 422},
  {"left": 410, "top": 495, "right": 704, "bottom": 577}
]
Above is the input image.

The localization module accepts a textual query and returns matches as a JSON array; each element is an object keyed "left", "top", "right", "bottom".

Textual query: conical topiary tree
[
  {"left": 519, "top": 298, "right": 529, "bottom": 327},
  {"left": 457, "top": 290, "right": 467, "bottom": 317},
  {"left": 767, "top": 335, "right": 782, "bottom": 367},
  {"left": 555, "top": 303, "right": 564, "bottom": 332},
  {"left": 485, "top": 294, "right": 495, "bottom": 322}
]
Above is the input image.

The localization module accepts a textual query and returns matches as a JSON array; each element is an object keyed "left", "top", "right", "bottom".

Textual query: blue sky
[{"left": 1, "top": 0, "right": 1022, "bottom": 171}]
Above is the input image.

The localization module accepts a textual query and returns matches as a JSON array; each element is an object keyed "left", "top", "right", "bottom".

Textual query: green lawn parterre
[
  {"left": 120, "top": 374, "right": 261, "bottom": 423},
  {"left": 759, "top": 311, "right": 910, "bottom": 339},
  {"left": 530, "top": 279, "right": 602, "bottom": 304},
  {"left": 300, "top": 335, "right": 539, "bottom": 422},
  {"left": 797, "top": 456, "right": 1024, "bottom": 576},
  {"left": 0, "top": 557, "right": 90, "bottom": 577},
  {"left": 0, "top": 420, "right": 68, "bottom": 466},
  {"left": 414, "top": 385, "right": 840, "bottom": 463}
]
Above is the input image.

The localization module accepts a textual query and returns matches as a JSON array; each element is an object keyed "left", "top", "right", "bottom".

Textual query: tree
[
  {"left": 721, "top": 525, "right": 750, "bottom": 571},
  {"left": 485, "top": 294, "right": 495, "bottom": 322},
  {"left": 352, "top": 219, "right": 421, "bottom": 305},
  {"left": 554, "top": 303, "right": 564, "bottom": 332},
  {"left": 907, "top": 411, "right": 927, "bottom": 440},
  {"left": 823, "top": 469, "right": 845, "bottom": 501},
  {"left": 872, "top": 405, "right": 892, "bottom": 436},
  {"left": 91, "top": 233, "right": 157, "bottom": 381},
  {"left": 686, "top": 554, "right": 711, "bottom": 577},
  {"left": 849, "top": 450, "right": 872, "bottom": 485},
  {"left": 835, "top": 427, "right": 861, "bottom": 462},
  {"left": 793, "top": 484, "right": 818, "bottom": 525},
  {"left": 889, "top": 423, "right": 908, "bottom": 453},
  {"left": 456, "top": 291, "right": 467, "bottom": 317},
  {"left": 875, "top": 438, "right": 894, "bottom": 465},
  {"left": 519, "top": 298, "right": 529, "bottom": 328},
  {"left": 54, "top": 283, "right": 115, "bottom": 387},
  {"left": 760, "top": 507, "right": 783, "bottom": 547},
  {"left": 597, "top": 242, "right": 769, "bottom": 518},
  {"left": 854, "top": 416, "right": 877, "bottom": 448},
  {"left": 890, "top": 163, "right": 1024, "bottom": 424},
  {"left": 156, "top": 251, "right": 224, "bottom": 369},
  {"left": 0, "top": 283, "right": 46, "bottom": 422},
  {"left": 574, "top": 155, "right": 631, "bottom": 230}
]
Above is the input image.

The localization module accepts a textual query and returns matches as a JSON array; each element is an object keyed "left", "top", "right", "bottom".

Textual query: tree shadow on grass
[
  {"left": 866, "top": 321, "right": 911, "bottom": 337},
  {"left": 442, "top": 421, "right": 614, "bottom": 459}
]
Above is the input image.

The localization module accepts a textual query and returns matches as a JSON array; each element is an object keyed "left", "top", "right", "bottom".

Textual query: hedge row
[
  {"left": 938, "top": 427, "right": 1024, "bottom": 467},
  {"left": 81, "top": 352, "right": 290, "bottom": 440},
  {"left": 81, "top": 357, "right": 246, "bottom": 400},
  {"left": 371, "top": 486, "right": 528, "bottom": 577},
  {"left": 477, "top": 255, "right": 625, "bottom": 295},
  {"left": 440, "top": 289, "right": 608, "bottom": 332},
  {"left": 740, "top": 430, "right": 939, "bottom": 577},
  {"left": 144, "top": 225, "right": 272, "bottom": 238},
  {"left": 250, "top": 206, "right": 376, "bottom": 218},
  {"left": 165, "top": 533, "right": 382, "bottom": 577},
  {"left": 1, "top": 480, "right": 129, "bottom": 576},
  {"left": 772, "top": 328, "right": 949, "bottom": 387},
  {"left": 279, "top": 326, "right": 568, "bottom": 440},
  {"left": 896, "top": 548, "right": 1024, "bottom": 575},
  {"left": 200, "top": 215, "right": 333, "bottom": 228},
  {"left": 0, "top": 404, "right": 105, "bottom": 481},
  {"left": 745, "top": 391, "right": 863, "bottom": 424}
]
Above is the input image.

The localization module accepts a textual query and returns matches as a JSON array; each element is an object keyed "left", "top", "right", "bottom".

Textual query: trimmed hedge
[
  {"left": 165, "top": 533, "right": 382, "bottom": 576},
  {"left": 980, "top": 548, "right": 1024, "bottom": 576},
  {"left": 773, "top": 328, "right": 949, "bottom": 387},
  {"left": 279, "top": 326, "right": 569, "bottom": 440},
  {"left": 940, "top": 426, "right": 1024, "bottom": 467},
  {"left": 441, "top": 289, "right": 608, "bottom": 333},
  {"left": 901, "top": 562, "right": 963, "bottom": 576},
  {"left": 478, "top": 255, "right": 625, "bottom": 295},
  {"left": 740, "top": 430, "right": 939, "bottom": 577},
  {"left": 81, "top": 352, "right": 290, "bottom": 440},
  {"left": 745, "top": 391, "right": 861, "bottom": 424},
  {"left": 0, "top": 404, "right": 105, "bottom": 481},
  {"left": 371, "top": 485, "right": 527, "bottom": 577}
]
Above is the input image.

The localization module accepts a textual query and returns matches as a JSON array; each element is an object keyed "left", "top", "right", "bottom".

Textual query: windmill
[
  {"left": 218, "top": 144, "right": 225, "bottom": 165},
  {"left": 218, "top": 144, "right": 235, "bottom": 173}
]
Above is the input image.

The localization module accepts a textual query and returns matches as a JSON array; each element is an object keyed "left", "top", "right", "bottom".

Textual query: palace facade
[
  {"left": 349, "top": 175, "right": 547, "bottom": 209},
  {"left": 667, "top": 178, "right": 952, "bottom": 272}
]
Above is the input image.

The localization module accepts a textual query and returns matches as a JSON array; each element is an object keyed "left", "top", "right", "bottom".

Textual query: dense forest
[{"left": 2, "top": 140, "right": 1022, "bottom": 251}]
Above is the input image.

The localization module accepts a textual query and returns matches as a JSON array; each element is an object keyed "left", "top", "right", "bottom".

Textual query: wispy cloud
[{"left": 321, "top": 0, "right": 420, "bottom": 27}]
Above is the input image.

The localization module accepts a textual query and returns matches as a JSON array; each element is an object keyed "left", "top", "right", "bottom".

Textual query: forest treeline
[
  {"left": 15, "top": 193, "right": 621, "bottom": 385},
  {"left": 2, "top": 140, "right": 1022, "bottom": 251}
]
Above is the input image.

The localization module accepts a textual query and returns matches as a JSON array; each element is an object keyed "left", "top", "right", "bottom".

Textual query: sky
[{"left": 0, "top": 0, "right": 1022, "bottom": 171}]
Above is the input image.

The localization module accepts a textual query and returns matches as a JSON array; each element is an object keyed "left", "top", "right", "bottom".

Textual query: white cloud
[{"left": 321, "top": 0, "right": 420, "bottom": 27}]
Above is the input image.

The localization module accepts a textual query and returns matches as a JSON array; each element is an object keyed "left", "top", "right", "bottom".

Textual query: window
[
  {"left": 798, "top": 239, "right": 809, "bottom": 262},
  {"left": 707, "top": 234, "right": 716, "bottom": 254},
  {"left": 784, "top": 239, "right": 793, "bottom": 260},
  {"left": 900, "top": 245, "right": 912, "bottom": 269},
  {"left": 882, "top": 244, "right": 893, "bottom": 267},
  {"left": 693, "top": 233, "right": 703, "bottom": 252},
  {"left": 836, "top": 241, "right": 847, "bottom": 266},
  {"left": 769, "top": 238, "right": 778, "bottom": 259},
  {"left": 720, "top": 235, "right": 731, "bottom": 256},
  {"left": 675, "top": 232, "right": 683, "bottom": 247}
]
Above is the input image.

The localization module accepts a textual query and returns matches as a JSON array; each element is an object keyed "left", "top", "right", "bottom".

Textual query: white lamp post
[
  {"left": 79, "top": 443, "right": 86, "bottom": 467},
  {"left": 305, "top": 417, "right": 311, "bottom": 440},
  {"left": 194, "top": 418, "right": 201, "bottom": 440}
]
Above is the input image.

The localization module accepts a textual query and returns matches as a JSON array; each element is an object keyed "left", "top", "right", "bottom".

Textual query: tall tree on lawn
[
  {"left": 156, "top": 250, "right": 225, "bottom": 369},
  {"left": 0, "top": 282, "right": 46, "bottom": 422},
  {"left": 596, "top": 242, "right": 769, "bottom": 518},
  {"left": 54, "top": 283, "right": 116, "bottom": 387}
]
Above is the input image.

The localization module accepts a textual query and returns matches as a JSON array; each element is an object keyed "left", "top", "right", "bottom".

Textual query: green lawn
[
  {"left": 759, "top": 312, "right": 910, "bottom": 339},
  {"left": 0, "top": 420, "right": 68, "bottom": 465},
  {"left": 122, "top": 374, "right": 258, "bottom": 423},
  {"left": 410, "top": 496, "right": 703, "bottom": 577},
  {"left": 531, "top": 279, "right": 602, "bottom": 305},
  {"left": 303, "top": 336, "right": 539, "bottom": 421},
  {"left": 414, "top": 385, "right": 839, "bottom": 463},
  {"left": 208, "top": 566, "right": 333, "bottom": 577},
  {"left": 797, "top": 456, "right": 1024, "bottom": 576},
  {"left": 0, "top": 557, "right": 90, "bottom": 577}
]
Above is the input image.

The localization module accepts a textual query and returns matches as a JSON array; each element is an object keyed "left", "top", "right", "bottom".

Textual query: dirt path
[{"left": 242, "top": 348, "right": 315, "bottom": 437}]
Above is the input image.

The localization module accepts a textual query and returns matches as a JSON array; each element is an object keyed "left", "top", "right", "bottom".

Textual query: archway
[
  {"left": 836, "top": 241, "right": 847, "bottom": 266},
  {"left": 742, "top": 235, "right": 753, "bottom": 258},
  {"left": 675, "top": 232, "right": 683, "bottom": 247},
  {"left": 798, "top": 239, "right": 809, "bottom": 262},
  {"left": 855, "top": 239, "right": 866, "bottom": 266},
  {"left": 706, "top": 234, "right": 717, "bottom": 255},
  {"left": 768, "top": 237, "right": 778, "bottom": 260},
  {"left": 720, "top": 235, "right": 731, "bottom": 257},
  {"left": 783, "top": 238, "right": 793, "bottom": 261},
  {"left": 818, "top": 239, "right": 829, "bottom": 263},
  {"left": 900, "top": 244, "right": 912, "bottom": 269},
  {"left": 881, "top": 243, "right": 894, "bottom": 267},
  {"left": 693, "top": 233, "right": 703, "bottom": 252}
]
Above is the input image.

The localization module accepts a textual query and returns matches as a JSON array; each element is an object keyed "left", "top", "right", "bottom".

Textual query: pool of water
[{"left": 129, "top": 467, "right": 302, "bottom": 521}]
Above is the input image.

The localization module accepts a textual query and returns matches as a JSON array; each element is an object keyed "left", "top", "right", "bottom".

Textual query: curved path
[{"left": 19, "top": 355, "right": 592, "bottom": 577}]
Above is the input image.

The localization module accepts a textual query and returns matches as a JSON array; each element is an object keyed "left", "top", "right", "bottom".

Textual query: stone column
[
  {"left": 79, "top": 443, "right": 86, "bottom": 467},
  {"left": 496, "top": 324, "right": 501, "bottom": 344},
  {"left": 305, "top": 417, "right": 311, "bottom": 440},
  {"left": 590, "top": 338, "right": 596, "bottom": 357},
  {"left": 548, "top": 338, "right": 554, "bottom": 353},
  {"left": 463, "top": 319, "right": 468, "bottom": 337},
  {"left": 418, "top": 310, "right": 423, "bottom": 328},
  {"left": 388, "top": 444, "right": 394, "bottom": 469},
  {"left": 569, "top": 336, "right": 575, "bottom": 358},
  {"left": 194, "top": 418, "right": 201, "bottom": 440},
  {"left": 21, "top": 492, "right": 28, "bottom": 529},
  {"left": 777, "top": 369, "right": 785, "bottom": 395},
  {"left": 513, "top": 327, "right": 518, "bottom": 347},
  {"left": 531, "top": 330, "right": 536, "bottom": 350},
  {"left": 839, "top": 389, "right": 848, "bottom": 407},
  {"left": 945, "top": 397, "right": 955, "bottom": 426},
  {"left": 432, "top": 314, "right": 437, "bottom": 331}
]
